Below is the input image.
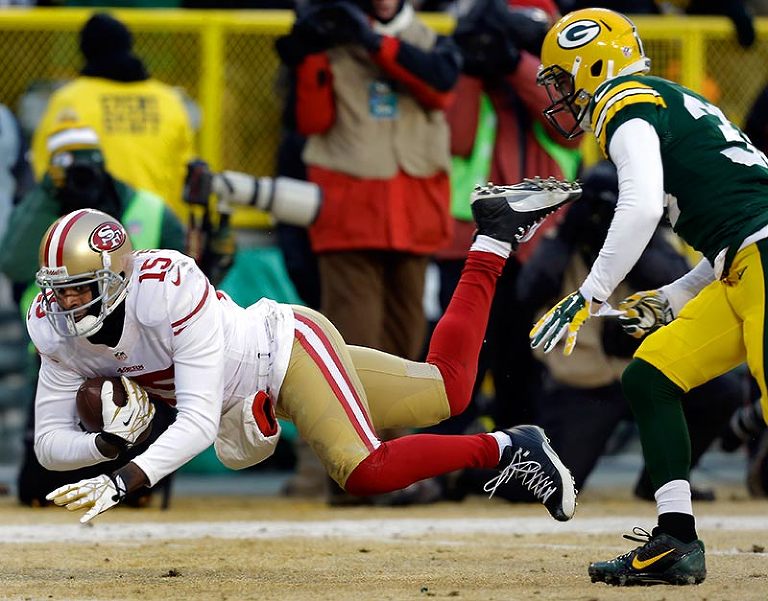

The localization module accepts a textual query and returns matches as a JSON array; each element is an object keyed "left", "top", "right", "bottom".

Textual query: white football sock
[
  {"left": 655, "top": 479, "right": 693, "bottom": 515},
  {"left": 489, "top": 431, "right": 511, "bottom": 461},
  {"left": 471, "top": 235, "right": 512, "bottom": 258}
]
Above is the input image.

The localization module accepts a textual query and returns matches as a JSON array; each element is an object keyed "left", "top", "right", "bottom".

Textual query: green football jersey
[{"left": 589, "top": 75, "right": 768, "bottom": 271}]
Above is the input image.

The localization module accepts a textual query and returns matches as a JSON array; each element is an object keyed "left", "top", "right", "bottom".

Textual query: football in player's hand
[
  {"left": 76, "top": 377, "right": 154, "bottom": 447},
  {"left": 76, "top": 377, "right": 126, "bottom": 432}
]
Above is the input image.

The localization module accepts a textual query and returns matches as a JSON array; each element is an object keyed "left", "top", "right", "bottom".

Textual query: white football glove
[
  {"left": 46, "top": 474, "right": 127, "bottom": 524},
  {"left": 617, "top": 289, "right": 674, "bottom": 339},
  {"left": 101, "top": 376, "right": 155, "bottom": 447}
]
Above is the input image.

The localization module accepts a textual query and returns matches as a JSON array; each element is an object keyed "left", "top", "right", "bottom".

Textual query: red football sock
[
  {"left": 344, "top": 432, "right": 500, "bottom": 496},
  {"left": 426, "top": 250, "right": 506, "bottom": 415}
]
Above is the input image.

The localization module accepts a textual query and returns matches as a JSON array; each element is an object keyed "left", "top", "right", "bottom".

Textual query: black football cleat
[
  {"left": 589, "top": 527, "right": 706, "bottom": 586},
  {"left": 471, "top": 177, "right": 581, "bottom": 246},
  {"left": 484, "top": 425, "right": 577, "bottom": 521}
]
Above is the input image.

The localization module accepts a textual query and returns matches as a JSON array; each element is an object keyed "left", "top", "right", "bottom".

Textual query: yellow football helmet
[
  {"left": 36, "top": 209, "right": 134, "bottom": 337},
  {"left": 537, "top": 8, "right": 651, "bottom": 138}
]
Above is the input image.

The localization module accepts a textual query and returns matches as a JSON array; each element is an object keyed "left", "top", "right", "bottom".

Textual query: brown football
[{"left": 76, "top": 376, "right": 128, "bottom": 433}]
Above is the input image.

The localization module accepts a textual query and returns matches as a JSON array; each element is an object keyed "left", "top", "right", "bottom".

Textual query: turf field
[{"left": 0, "top": 484, "right": 765, "bottom": 601}]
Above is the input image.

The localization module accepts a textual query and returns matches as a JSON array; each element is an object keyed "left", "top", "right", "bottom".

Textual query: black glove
[
  {"left": 317, "top": 1, "right": 381, "bottom": 52},
  {"left": 275, "top": 2, "right": 351, "bottom": 66}
]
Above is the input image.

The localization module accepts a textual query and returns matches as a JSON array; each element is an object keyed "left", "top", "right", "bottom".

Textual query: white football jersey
[{"left": 28, "top": 249, "right": 295, "bottom": 486}]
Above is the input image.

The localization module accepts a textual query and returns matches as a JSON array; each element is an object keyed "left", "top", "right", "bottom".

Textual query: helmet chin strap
[
  {"left": 69, "top": 314, "right": 103, "bottom": 337},
  {"left": 617, "top": 57, "right": 651, "bottom": 77}
]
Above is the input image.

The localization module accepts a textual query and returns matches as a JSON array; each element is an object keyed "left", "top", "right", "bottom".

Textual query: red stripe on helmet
[{"left": 55, "top": 210, "right": 90, "bottom": 267}]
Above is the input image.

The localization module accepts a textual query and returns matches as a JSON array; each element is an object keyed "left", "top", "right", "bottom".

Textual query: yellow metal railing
[{"left": 0, "top": 10, "right": 765, "bottom": 191}]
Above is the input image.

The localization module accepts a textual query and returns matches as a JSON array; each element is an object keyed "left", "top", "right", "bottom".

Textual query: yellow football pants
[{"left": 636, "top": 241, "right": 768, "bottom": 421}]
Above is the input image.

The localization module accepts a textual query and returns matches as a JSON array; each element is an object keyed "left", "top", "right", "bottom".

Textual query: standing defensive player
[
  {"left": 531, "top": 7, "right": 768, "bottom": 586},
  {"left": 32, "top": 179, "right": 580, "bottom": 525}
]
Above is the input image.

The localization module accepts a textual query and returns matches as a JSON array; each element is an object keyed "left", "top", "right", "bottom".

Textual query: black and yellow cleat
[{"left": 589, "top": 527, "right": 706, "bottom": 586}]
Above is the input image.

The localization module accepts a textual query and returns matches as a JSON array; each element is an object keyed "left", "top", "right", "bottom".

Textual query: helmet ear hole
[{"left": 590, "top": 59, "right": 603, "bottom": 78}]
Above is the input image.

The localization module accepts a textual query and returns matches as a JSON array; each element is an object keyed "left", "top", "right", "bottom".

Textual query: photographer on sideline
[{"left": 275, "top": 0, "right": 461, "bottom": 505}]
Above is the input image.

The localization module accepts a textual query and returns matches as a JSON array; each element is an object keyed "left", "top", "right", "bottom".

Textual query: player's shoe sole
[
  {"left": 484, "top": 425, "right": 577, "bottom": 521},
  {"left": 589, "top": 529, "right": 706, "bottom": 586},
  {"left": 471, "top": 177, "right": 581, "bottom": 245}
]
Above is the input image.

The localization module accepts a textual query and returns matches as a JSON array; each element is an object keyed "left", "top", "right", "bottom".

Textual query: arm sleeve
[
  {"left": 372, "top": 35, "right": 461, "bottom": 110},
  {"left": 579, "top": 119, "right": 665, "bottom": 303},
  {"left": 130, "top": 265, "right": 223, "bottom": 487},
  {"left": 33, "top": 356, "right": 108, "bottom": 471},
  {"left": 660, "top": 257, "right": 716, "bottom": 317}
]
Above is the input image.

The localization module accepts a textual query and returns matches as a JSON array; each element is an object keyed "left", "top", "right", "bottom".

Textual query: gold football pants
[
  {"left": 276, "top": 306, "right": 451, "bottom": 486},
  {"left": 636, "top": 241, "right": 768, "bottom": 420}
]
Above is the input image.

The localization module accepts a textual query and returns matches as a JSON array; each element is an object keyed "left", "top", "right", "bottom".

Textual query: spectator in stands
[
  {"left": 275, "top": 0, "right": 461, "bottom": 504},
  {"left": 518, "top": 161, "right": 745, "bottom": 498},
  {"left": 31, "top": 12, "right": 195, "bottom": 222}
]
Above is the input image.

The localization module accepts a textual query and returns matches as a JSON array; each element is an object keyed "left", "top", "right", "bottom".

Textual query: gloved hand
[
  {"left": 530, "top": 290, "right": 593, "bottom": 355},
  {"left": 46, "top": 474, "right": 127, "bottom": 524},
  {"left": 323, "top": 1, "right": 381, "bottom": 52},
  {"left": 101, "top": 376, "right": 155, "bottom": 447},
  {"left": 274, "top": 2, "right": 341, "bottom": 66},
  {"left": 617, "top": 289, "right": 674, "bottom": 339}
]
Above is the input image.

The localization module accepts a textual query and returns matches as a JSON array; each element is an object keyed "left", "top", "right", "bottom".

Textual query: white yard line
[{"left": 0, "top": 516, "right": 766, "bottom": 544}]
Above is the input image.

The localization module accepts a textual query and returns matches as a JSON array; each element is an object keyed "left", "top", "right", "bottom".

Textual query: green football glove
[
  {"left": 530, "top": 290, "right": 593, "bottom": 356},
  {"left": 46, "top": 474, "right": 127, "bottom": 524},
  {"left": 617, "top": 289, "right": 673, "bottom": 339}
]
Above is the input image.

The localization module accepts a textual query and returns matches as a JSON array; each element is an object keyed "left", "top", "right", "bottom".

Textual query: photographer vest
[{"left": 303, "top": 20, "right": 451, "bottom": 179}]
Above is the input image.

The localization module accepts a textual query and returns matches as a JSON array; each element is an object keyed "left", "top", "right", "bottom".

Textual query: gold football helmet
[
  {"left": 36, "top": 209, "right": 133, "bottom": 337},
  {"left": 537, "top": 8, "right": 651, "bottom": 138}
]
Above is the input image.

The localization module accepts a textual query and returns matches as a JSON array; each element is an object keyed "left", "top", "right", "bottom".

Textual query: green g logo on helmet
[{"left": 557, "top": 20, "right": 601, "bottom": 49}]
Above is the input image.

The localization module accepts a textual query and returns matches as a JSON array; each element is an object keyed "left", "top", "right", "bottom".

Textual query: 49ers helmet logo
[
  {"left": 557, "top": 20, "right": 601, "bottom": 49},
  {"left": 89, "top": 222, "right": 126, "bottom": 252}
]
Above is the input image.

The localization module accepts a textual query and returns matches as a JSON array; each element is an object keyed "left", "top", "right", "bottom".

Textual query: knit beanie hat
[
  {"left": 80, "top": 13, "right": 133, "bottom": 63},
  {"left": 79, "top": 13, "right": 149, "bottom": 82}
]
